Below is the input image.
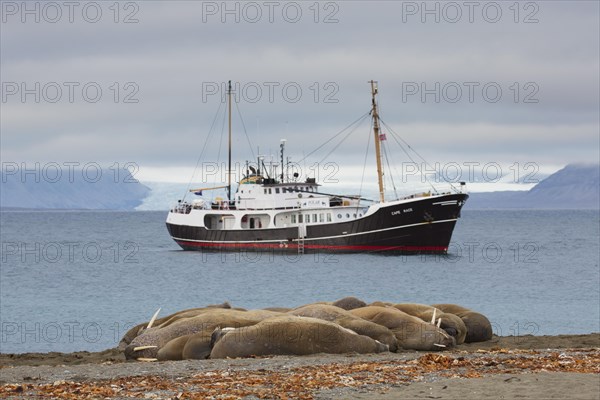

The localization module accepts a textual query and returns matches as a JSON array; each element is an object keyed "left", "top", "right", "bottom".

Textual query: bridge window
[
  {"left": 276, "top": 188, "right": 280, "bottom": 194},
  {"left": 327, "top": 214, "right": 332, "bottom": 222}
]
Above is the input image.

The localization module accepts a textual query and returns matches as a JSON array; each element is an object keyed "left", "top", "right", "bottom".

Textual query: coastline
[{"left": 1, "top": 334, "right": 598, "bottom": 399}]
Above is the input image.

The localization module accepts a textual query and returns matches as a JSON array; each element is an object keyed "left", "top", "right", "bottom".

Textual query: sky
[{"left": 1, "top": 0, "right": 599, "bottom": 194}]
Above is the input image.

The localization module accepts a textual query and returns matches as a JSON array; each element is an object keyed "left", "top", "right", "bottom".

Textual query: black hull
[{"left": 167, "top": 194, "right": 468, "bottom": 254}]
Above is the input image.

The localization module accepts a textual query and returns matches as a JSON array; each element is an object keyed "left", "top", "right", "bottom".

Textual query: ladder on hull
[
  {"left": 297, "top": 237, "right": 305, "bottom": 255},
  {"left": 297, "top": 225, "right": 306, "bottom": 255}
]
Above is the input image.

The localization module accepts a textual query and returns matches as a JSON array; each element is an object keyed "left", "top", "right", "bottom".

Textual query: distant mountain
[
  {"left": 1, "top": 168, "right": 151, "bottom": 210},
  {"left": 466, "top": 164, "right": 600, "bottom": 209}
]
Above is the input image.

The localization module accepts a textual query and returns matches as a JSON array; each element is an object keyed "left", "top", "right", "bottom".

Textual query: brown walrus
[
  {"left": 350, "top": 306, "right": 455, "bottom": 351},
  {"left": 209, "top": 315, "right": 389, "bottom": 359},
  {"left": 431, "top": 304, "right": 493, "bottom": 343},
  {"left": 156, "top": 334, "right": 194, "bottom": 361},
  {"left": 125, "top": 309, "right": 282, "bottom": 360},
  {"left": 331, "top": 296, "right": 367, "bottom": 310},
  {"left": 158, "top": 329, "right": 228, "bottom": 361},
  {"left": 288, "top": 304, "right": 398, "bottom": 351},
  {"left": 119, "top": 302, "right": 233, "bottom": 349},
  {"left": 392, "top": 303, "right": 467, "bottom": 345}
]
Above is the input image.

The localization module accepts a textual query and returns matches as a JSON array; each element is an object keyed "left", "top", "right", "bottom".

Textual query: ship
[{"left": 166, "top": 81, "right": 468, "bottom": 254}]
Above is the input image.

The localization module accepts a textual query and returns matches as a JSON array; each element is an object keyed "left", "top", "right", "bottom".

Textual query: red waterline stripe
[{"left": 175, "top": 240, "right": 447, "bottom": 252}]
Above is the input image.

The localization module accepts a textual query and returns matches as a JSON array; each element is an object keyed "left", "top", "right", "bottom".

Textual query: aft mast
[
  {"left": 370, "top": 80, "right": 385, "bottom": 203},
  {"left": 227, "top": 80, "right": 232, "bottom": 202}
]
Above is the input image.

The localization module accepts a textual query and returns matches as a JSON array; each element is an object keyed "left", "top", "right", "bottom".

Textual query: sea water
[{"left": 1, "top": 209, "right": 598, "bottom": 353}]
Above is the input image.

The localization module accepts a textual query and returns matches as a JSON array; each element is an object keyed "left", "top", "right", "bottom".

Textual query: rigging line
[
  {"left": 317, "top": 113, "right": 371, "bottom": 165},
  {"left": 296, "top": 111, "right": 371, "bottom": 165},
  {"left": 388, "top": 129, "right": 437, "bottom": 194},
  {"left": 213, "top": 101, "right": 228, "bottom": 194},
  {"left": 388, "top": 154, "right": 406, "bottom": 194},
  {"left": 383, "top": 123, "right": 435, "bottom": 191},
  {"left": 357, "top": 121, "right": 372, "bottom": 208},
  {"left": 381, "top": 139, "right": 399, "bottom": 200},
  {"left": 234, "top": 100, "right": 256, "bottom": 161},
  {"left": 380, "top": 119, "right": 459, "bottom": 193},
  {"left": 383, "top": 121, "right": 438, "bottom": 193},
  {"left": 183, "top": 100, "right": 224, "bottom": 202},
  {"left": 380, "top": 125, "right": 403, "bottom": 199},
  {"left": 380, "top": 119, "right": 421, "bottom": 159}
]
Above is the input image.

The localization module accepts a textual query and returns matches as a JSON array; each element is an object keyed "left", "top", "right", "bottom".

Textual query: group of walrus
[{"left": 120, "top": 297, "right": 493, "bottom": 362}]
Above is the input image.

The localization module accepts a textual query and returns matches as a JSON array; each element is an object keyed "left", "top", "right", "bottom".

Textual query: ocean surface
[{"left": 1, "top": 209, "right": 599, "bottom": 354}]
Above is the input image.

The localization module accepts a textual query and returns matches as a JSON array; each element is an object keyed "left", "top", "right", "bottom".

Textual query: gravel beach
[{"left": 1, "top": 334, "right": 599, "bottom": 399}]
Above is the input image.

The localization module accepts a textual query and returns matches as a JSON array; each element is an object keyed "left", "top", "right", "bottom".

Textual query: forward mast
[{"left": 370, "top": 80, "right": 385, "bottom": 203}]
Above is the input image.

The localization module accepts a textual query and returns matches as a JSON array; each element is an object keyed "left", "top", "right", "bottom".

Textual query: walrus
[
  {"left": 331, "top": 296, "right": 367, "bottom": 310},
  {"left": 392, "top": 303, "right": 467, "bottom": 345},
  {"left": 349, "top": 306, "right": 455, "bottom": 351},
  {"left": 119, "top": 302, "right": 233, "bottom": 349},
  {"left": 157, "top": 329, "right": 222, "bottom": 361},
  {"left": 288, "top": 304, "right": 398, "bottom": 351},
  {"left": 125, "top": 309, "right": 282, "bottom": 360},
  {"left": 209, "top": 315, "right": 389, "bottom": 359},
  {"left": 156, "top": 334, "right": 193, "bottom": 361},
  {"left": 431, "top": 304, "right": 493, "bottom": 343}
]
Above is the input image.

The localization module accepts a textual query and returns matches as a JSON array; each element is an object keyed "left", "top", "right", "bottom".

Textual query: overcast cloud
[{"left": 1, "top": 0, "right": 598, "bottom": 189}]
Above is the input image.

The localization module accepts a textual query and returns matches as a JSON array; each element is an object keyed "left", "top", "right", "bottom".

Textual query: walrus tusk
[
  {"left": 137, "top": 357, "right": 158, "bottom": 362},
  {"left": 133, "top": 346, "right": 158, "bottom": 352},
  {"left": 147, "top": 308, "right": 161, "bottom": 329},
  {"left": 437, "top": 318, "right": 442, "bottom": 328},
  {"left": 433, "top": 343, "right": 446, "bottom": 348},
  {"left": 431, "top": 309, "right": 437, "bottom": 325}
]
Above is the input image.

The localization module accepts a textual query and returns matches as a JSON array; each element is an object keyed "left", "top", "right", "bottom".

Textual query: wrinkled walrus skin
[
  {"left": 118, "top": 303, "right": 233, "bottom": 350},
  {"left": 392, "top": 303, "right": 467, "bottom": 345},
  {"left": 126, "top": 309, "right": 282, "bottom": 360},
  {"left": 431, "top": 304, "right": 493, "bottom": 343},
  {"left": 288, "top": 304, "right": 398, "bottom": 352},
  {"left": 209, "top": 315, "right": 389, "bottom": 359},
  {"left": 350, "top": 306, "right": 455, "bottom": 351},
  {"left": 157, "top": 329, "right": 222, "bottom": 361}
]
